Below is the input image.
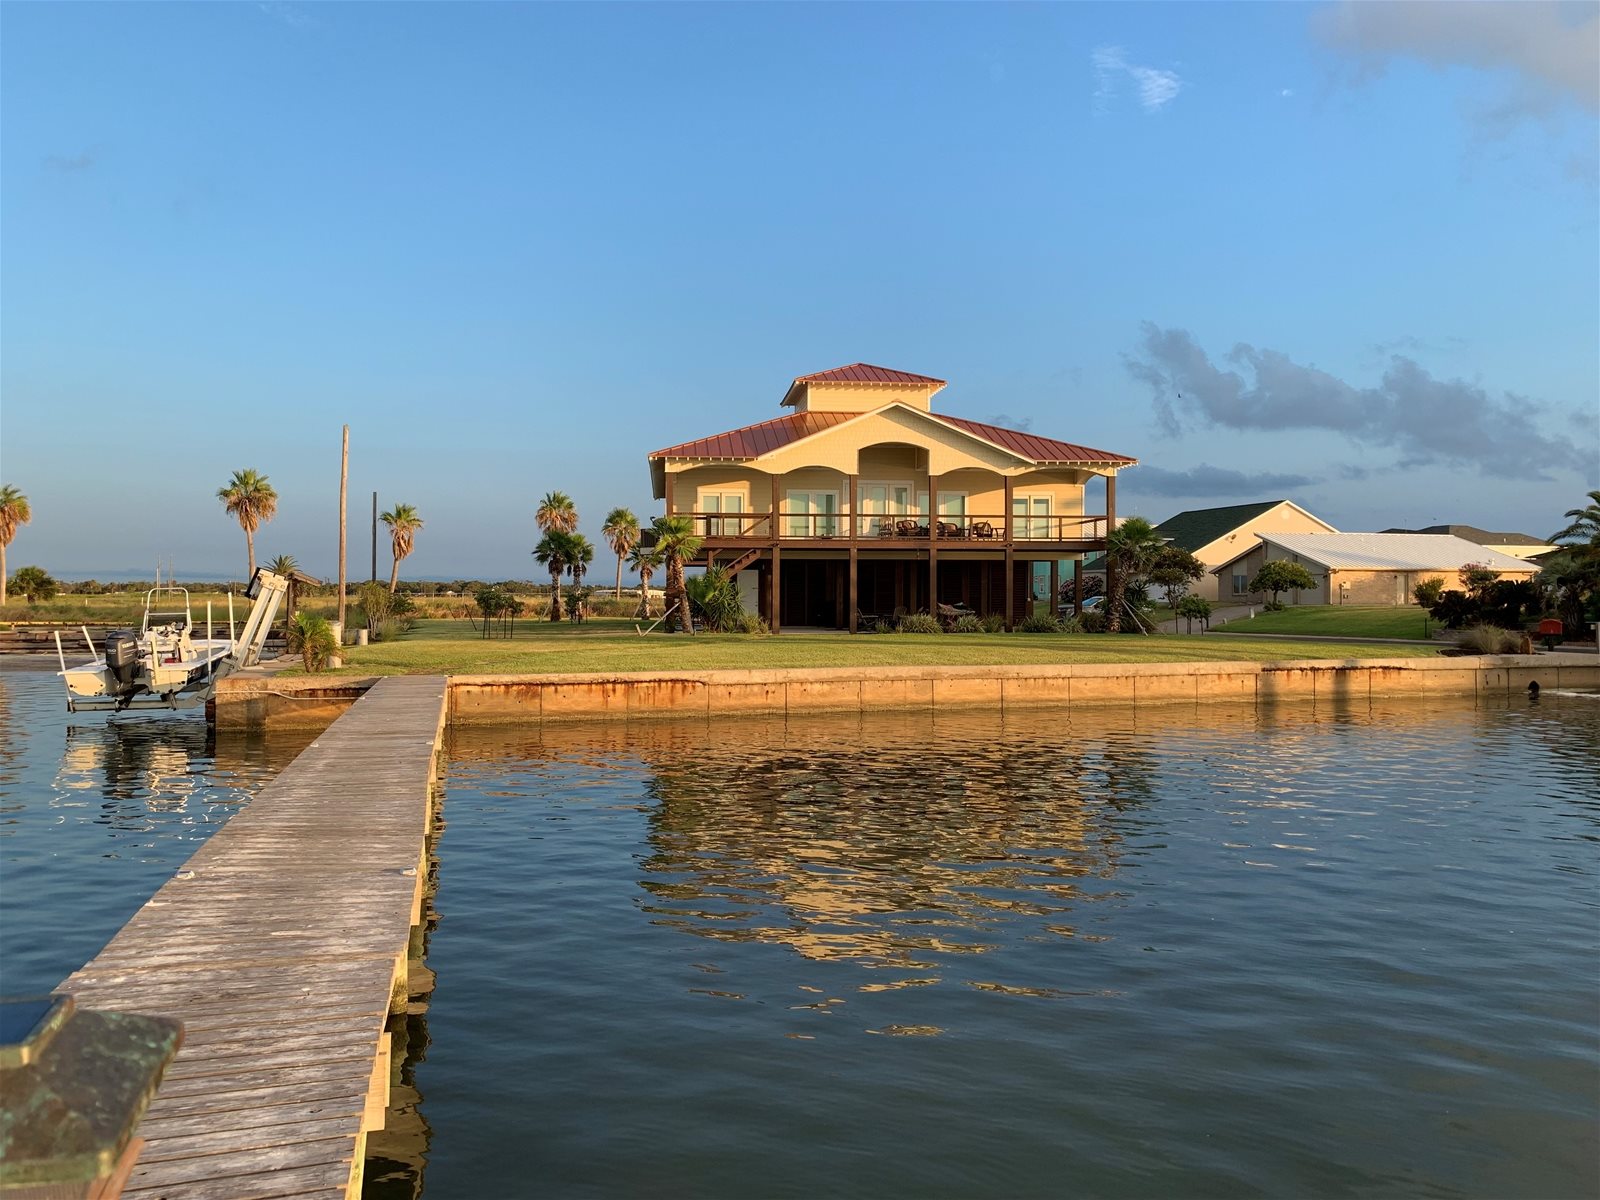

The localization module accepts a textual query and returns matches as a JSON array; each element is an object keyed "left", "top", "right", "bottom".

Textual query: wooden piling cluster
[{"left": 57, "top": 675, "right": 448, "bottom": 1200}]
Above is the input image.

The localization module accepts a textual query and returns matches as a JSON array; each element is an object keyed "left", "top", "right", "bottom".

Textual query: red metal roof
[
  {"left": 649, "top": 411, "right": 856, "bottom": 460},
  {"left": 794, "top": 363, "right": 947, "bottom": 386},
  {"left": 928, "top": 413, "right": 1137, "bottom": 465},
  {"left": 650, "top": 406, "right": 1136, "bottom": 465}
]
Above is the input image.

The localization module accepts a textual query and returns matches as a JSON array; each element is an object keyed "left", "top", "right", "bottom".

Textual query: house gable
[{"left": 1160, "top": 500, "right": 1338, "bottom": 567}]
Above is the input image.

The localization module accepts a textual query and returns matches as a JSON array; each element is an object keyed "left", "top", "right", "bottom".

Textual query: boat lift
[{"left": 54, "top": 570, "right": 290, "bottom": 712}]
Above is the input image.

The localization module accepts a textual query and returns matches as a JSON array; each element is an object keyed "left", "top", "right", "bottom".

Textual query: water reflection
[{"left": 635, "top": 720, "right": 1156, "bottom": 968}]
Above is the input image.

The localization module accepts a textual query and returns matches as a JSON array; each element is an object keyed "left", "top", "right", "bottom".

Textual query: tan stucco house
[
  {"left": 1212, "top": 532, "right": 1540, "bottom": 606},
  {"left": 1081, "top": 499, "right": 1337, "bottom": 601},
  {"left": 647, "top": 363, "right": 1137, "bottom": 631}
]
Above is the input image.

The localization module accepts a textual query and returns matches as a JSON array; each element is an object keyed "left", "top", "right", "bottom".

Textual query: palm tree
[
  {"left": 1550, "top": 491, "right": 1600, "bottom": 555},
  {"left": 628, "top": 543, "right": 661, "bottom": 618},
  {"left": 566, "top": 534, "right": 596, "bottom": 620},
  {"left": 601, "top": 507, "right": 641, "bottom": 599},
  {"left": 0, "top": 484, "right": 32, "bottom": 608},
  {"left": 533, "top": 530, "right": 577, "bottom": 621},
  {"left": 535, "top": 491, "right": 578, "bottom": 535},
  {"left": 266, "top": 553, "right": 300, "bottom": 618},
  {"left": 1102, "top": 517, "right": 1164, "bottom": 634},
  {"left": 217, "top": 469, "right": 278, "bottom": 582},
  {"left": 381, "top": 503, "right": 425, "bottom": 592},
  {"left": 650, "top": 516, "right": 703, "bottom": 635}
]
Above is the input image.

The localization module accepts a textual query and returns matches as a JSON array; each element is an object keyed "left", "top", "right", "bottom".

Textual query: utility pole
[
  {"left": 371, "top": 492, "right": 378, "bottom": 584},
  {"left": 337, "top": 424, "right": 349, "bottom": 634}
]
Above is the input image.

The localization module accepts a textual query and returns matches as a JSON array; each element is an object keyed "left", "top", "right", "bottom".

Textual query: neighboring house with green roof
[{"left": 1081, "top": 500, "right": 1337, "bottom": 602}]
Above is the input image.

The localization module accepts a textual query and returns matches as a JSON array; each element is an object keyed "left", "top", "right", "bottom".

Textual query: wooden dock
[{"left": 58, "top": 675, "right": 448, "bottom": 1200}]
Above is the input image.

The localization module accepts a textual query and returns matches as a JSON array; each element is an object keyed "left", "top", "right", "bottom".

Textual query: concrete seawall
[{"left": 214, "top": 654, "right": 1599, "bottom": 730}]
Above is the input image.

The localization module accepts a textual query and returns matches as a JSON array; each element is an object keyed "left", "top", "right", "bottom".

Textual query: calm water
[
  {"left": 0, "top": 660, "right": 316, "bottom": 993},
  {"left": 3, "top": 655, "right": 1597, "bottom": 1199},
  {"left": 417, "top": 699, "right": 1600, "bottom": 1200}
]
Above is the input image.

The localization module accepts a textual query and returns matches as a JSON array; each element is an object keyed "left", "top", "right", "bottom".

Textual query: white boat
[{"left": 55, "top": 570, "right": 289, "bottom": 712}]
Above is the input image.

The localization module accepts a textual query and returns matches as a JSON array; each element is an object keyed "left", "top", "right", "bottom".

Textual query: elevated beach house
[{"left": 647, "top": 364, "right": 1138, "bottom": 631}]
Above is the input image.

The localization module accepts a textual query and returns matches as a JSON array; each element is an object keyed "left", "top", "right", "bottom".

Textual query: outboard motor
[{"left": 103, "top": 629, "right": 141, "bottom": 693}]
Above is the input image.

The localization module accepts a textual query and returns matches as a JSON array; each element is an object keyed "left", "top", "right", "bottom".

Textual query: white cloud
[{"left": 1093, "top": 45, "right": 1184, "bottom": 113}]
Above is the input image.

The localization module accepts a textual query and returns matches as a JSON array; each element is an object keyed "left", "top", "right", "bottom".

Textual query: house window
[
  {"left": 698, "top": 490, "right": 746, "bottom": 537},
  {"left": 859, "top": 482, "right": 915, "bottom": 535},
  {"left": 1012, "top": 495, "right": 1051, "bottom": 539},
  {"left": 937, "top": 491, "right": 968, "bottom": 530},
  {"left": 785, "top": 490, "right": 839, "bottom": 537},
  {"left": 1232, "top": 573, "right": 1249, "bottom": 595}
]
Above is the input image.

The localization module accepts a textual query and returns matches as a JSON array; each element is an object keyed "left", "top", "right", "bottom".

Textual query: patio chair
[{"left": 970, "top": 520, "right": 998, "bottom": 540}]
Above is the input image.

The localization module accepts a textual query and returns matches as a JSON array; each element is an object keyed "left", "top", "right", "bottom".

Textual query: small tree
[
  {"left": 1149, "top": 546, "right": 1205, "bottom": 609},
  {"left": 1458, "top": 562, "right": 1501, "bottom": 597},
  {"left": 287, "top": 611, "right": 337, "bottom": 673},
  {"left": 1248, "top": 560, "right": 1316, "bottom": 608},
  {"left": 10, "top": 565, "right": 56, "bottom": 603},
  {"left": 1412, "top": 578, "right": 1446, "bottom": 608},
  {"left": 1176, "top": 594, "right": 1212, "bottom": 633}
]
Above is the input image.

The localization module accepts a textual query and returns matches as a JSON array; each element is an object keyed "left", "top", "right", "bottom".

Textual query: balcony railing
[{"left": 684, "top": 512, "right": 1107, "bottom": 542}]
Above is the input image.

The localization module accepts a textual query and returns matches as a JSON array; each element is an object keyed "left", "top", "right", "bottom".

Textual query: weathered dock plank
[{"left": 58, "top": 675, "right": 447, "bottom": 1200}]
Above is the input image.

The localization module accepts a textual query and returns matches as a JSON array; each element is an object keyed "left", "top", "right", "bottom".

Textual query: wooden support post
[
  {"left": 663, "top": 471, "right": 675, "bottom": 518},
  {"left": 1106, "top": 472, "right": 1117, "bottom": 536},
  {"left": 848, "top": 547, "right": 859, "bottom": 633},
  {"left": 848, "top": 473, "right": 858, "bottom": 545},
  {"left": 1074, "top": 555, "right": 1084, "bottom": 616},
  {"left": 1050, "top": 558, "right": 1059, "bottom": 620},
  {"left": 1004, "top": 546, "right": 1015, "bottom": 631},
  {"left": 1004, "top": 475, "right": 1014, "bottom": 543},
  {"left": 928, "top": 471, "right": 940, "bottom": 611},
  {"left": 769, "top": 545, "right": 781, "bottom": 634}
]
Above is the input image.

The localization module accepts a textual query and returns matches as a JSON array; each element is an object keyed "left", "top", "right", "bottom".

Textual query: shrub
[
  {"left": 1019, "top": 612, "right": 1062, "bottom": 633},
  {"left": 1080, "top": 609, "right": 1107, "bottom": 633},
  {"left": 1055, "top": 614, "right": 1084, "bottom": 634},
  {"left": 1460, "top": 623, "right": 1521, "bottom": 655},
  {"left": 895, "top": 613, "right": 943, "bottom": 634},
  {"left": 1412, "top": 578, "right": 1446, "bottom": 607},
  {"left": 950, "top": 614, "right": 984, "bottom": 633},
  {"left": 1263, "top": 600, "right": 1286, "bottom": 612},
  {"left": 733, "top": 611, "right": 770, "bottom": 635},
  {"left": 287, "top": 611, "right": 337, "bottom": 673},
  {"left": 979, "top": 613, "right": 1006, "bottom": 633},
  {"left": 872, "top": 617, "right": 895, "bottom": 635},
  {"left": 685, "top": 567, "right": 744, "bottom": 632},
  {"left": 1429, "top": 589, "right": 1477, "bottom": 629},
  {"left": 1458, "top": 563, "right": 1501, "bottom": 597},
  {"left": 357, "top": 581, "right": 396, "bottom": 637}
]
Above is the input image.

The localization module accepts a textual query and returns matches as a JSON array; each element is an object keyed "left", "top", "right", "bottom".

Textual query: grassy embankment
[
  {"left": 309, "top": 617, "right": 1443, "bottom": 677},
  {"left": 1213, "top": 606, "right": 1438, "bottom": 640}
]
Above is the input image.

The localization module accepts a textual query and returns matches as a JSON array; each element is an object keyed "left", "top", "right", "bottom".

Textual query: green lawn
[
  {"left": 1214, "top": 606, "right": 1438, "bottom": 641},
  {"left": 312, "top": 618, "right": 1442, "bottom": 677}
]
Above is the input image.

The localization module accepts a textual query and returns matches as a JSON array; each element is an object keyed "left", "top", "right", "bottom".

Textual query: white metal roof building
[
  {"left": 1211, "top": 532, "right": 1540, "bottom": 606},
  {"left": 1236, "top": 533, "right": 1536, "bottom": 574}
]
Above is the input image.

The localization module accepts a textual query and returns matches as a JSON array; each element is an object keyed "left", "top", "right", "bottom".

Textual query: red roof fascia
[
  {"left": 930, "top": 414, "right": 1138, "bottom": 465},
  {"left": 649, "top": 411, "right": 855, "bottom": 460},
  {"left": 794, "top": 363, "right": 947, "bottom": 386}
]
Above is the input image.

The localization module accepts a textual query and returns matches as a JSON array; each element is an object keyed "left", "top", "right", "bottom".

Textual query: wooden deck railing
[{"left": 683, "top": 511, "right": 1107, "bottom": 543}]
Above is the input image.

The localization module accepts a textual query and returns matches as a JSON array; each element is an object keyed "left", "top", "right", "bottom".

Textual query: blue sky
[{"left": 3, "top": 1, "right": 1595, "bottom": 581}]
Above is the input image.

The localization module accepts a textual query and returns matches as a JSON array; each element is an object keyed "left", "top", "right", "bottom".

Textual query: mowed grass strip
[
  {"left": 314, "top": 619, "right": 1443, "bottom": 676},
  {"left": 1213, "top": 606, "right": 1439, "bottom": 640}
]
